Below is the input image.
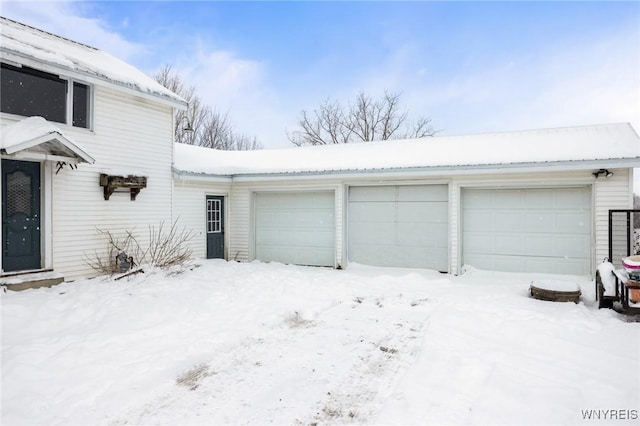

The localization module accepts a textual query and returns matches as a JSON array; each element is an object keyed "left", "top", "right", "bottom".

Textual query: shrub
[{"left": 83, "top": 219, "right": 194, "bottom": 275}]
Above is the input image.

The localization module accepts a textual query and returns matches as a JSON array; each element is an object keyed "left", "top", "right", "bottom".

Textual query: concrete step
[{"left": 1, "top": 271, "right": 65, "bottom": 291}]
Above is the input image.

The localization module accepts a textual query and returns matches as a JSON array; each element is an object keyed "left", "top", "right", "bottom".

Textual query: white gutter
[
  {"left": 172, "top": 169, "right": 233, "bottom": 184},
  {"left": 222, "top": 157, "right": 640, "bottom": 183}
]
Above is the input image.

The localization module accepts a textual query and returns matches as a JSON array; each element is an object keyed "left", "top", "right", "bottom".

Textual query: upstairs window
[
  {"left": 1, "top": 62, "right": 91, "bottom": 129},
  {"left": 72, "top": 81, "right": 90, "bottom": 128}
]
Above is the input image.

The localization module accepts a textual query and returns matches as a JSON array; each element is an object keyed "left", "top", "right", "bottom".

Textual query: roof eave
[
  {"left": 210, "top": 157, "right": 640, "bottom": 182},
  {"left": 4, "top": 132, "right": 96, "bottom": 164},
  {"left": 0, "top": 50, "right": 188, "bottom": 111},
  {"left": 172, "top": 168, "right": 233, "bottom": 183}
]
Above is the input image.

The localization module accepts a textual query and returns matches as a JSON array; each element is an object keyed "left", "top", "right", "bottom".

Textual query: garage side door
[
  {"left": 462, "top": 187, "right": 591, "bottom": 275},
  {"left": 255, "top": 191, "right": 335, "bottom": 267},
  {"left": 348, "top": 185, "right": 448, "bottom": 271}
]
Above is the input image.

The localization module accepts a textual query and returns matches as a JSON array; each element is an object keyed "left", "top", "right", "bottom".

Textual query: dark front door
[
  {"left": 206, "top": 196, "right": 224, "bottom": 259},
  {"left": 2, "top": 159, "right": 41, "bottom": 272}
]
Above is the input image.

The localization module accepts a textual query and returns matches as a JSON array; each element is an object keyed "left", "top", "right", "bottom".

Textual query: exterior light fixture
[
  {"left": 592, "top": 169, "right": 613, "bottom": 179},
  {"left": 176, "top": 114, "right": 194, "bottom": 133},
  {"left": 181, "top": 117, "right": 194, "bottom": 133}
]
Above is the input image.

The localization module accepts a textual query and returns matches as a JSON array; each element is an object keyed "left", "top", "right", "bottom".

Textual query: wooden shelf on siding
[{"left": 99, "top": 174, "right": 147, "bottom": 201}]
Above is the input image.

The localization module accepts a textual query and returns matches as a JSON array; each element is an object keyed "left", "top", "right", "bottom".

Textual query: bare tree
[
  {"left": 154, "top": 65, "right": 261, "bottom": 150},
  {"left": 289, "top": 99, "right": 352, "bottom": 146},
  {"left": 288, "top": 90, "right": 436, "bottom": 146},
  {"left": 229, "top": 134, "right": 261, "bottom": 151}
]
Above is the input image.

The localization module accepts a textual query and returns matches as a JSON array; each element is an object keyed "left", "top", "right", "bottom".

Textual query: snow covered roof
[
  {"left": 0, "top": 17, "right": 186, "bottom": 108},
  {"left": 174, "top": 123, "right": 640, "bottom": 177},
  {"left": 1, "top": 116, "right": 95, "bottom": 164}
]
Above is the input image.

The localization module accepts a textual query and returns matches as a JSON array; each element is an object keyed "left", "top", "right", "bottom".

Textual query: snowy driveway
[{"left": 2, "top": 261, "right": 639, "bottom": 425}]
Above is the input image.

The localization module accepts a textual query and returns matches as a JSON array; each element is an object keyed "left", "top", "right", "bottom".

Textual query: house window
[
  {"left": 72, "top": 82, "right": 90, "bottom": 128},
  {"left": 1, "top": 62, "right": 91, "bottom": 129}
]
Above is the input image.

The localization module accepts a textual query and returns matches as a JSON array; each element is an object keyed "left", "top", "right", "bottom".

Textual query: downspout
[{"left": 170, "top": 109, "right": 176, "bottom": 224}]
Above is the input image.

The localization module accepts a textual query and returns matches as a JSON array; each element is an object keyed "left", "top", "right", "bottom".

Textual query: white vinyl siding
[
  {"left": 348, "top": 185, "right": 449, "bottom": 271},
  {"left": 254, "top": 191, "right": 335, "bottom": 267},
  {"left": 173, "top": 179, "right": 231, "bottom": 260},
  {"left": 593, "top": 169, "right": 633, "bottom": 267},
  {"left": 229, "top": 185, "right": 251, "bottom": 262},
  {"left": 462, "top": 187, "right": 592, "bottom": 275},
  {"left": 49, "top": 86, "right": 174, "bottom": 278}
]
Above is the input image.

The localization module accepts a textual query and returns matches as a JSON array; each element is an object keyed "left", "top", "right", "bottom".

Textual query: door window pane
[
  {"left": 207, "top": 199, "right": 221, "bottom": 233},
  {"left": 6, "top": 171, "right": 32, "bottom": 216}
]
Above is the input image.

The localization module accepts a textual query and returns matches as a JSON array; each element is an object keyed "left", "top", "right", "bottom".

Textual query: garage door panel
[
  {"left": 349, "top": 185, "right": 449, "bottom": 271},
  {"left": 494, "top": 212, "right": 523, "bottom": 231},
  {"left": 296, "top": 211, "right": 334, "bottom": 228},
  {"left": 350, "top": 221, "right": 395, "bottom": 242},
  {"left": 556, "top": 235, "right": 590, "bottom": 257},
  {"left": 524, "top": 212, "right": 556, "bottom": 233},
  {"left": 350, "top": 244, "right": 448, "bottom": 269},
  {"left": 463, "top": 232, "right": 493, "bottom": 252},
  {"left": 494, "top": 190, "right": 525, "bottom": 208},
  {"left": 557, "top": 188, "right": 590, "bottom": 208},
  {"left": 276, "top": 230, "right": 297, "bottom": 246},
  {"left": 464, "top": 211, "right": 494, "bottom": 231},
  {"left": 397, "top": 223, "right": 448, "bottom": 247},
  {"left": 397, "top": 185, "right": 448, "bottom": 202},
  {"left": 464, "top": 253, "right": 523, "bottom": 272},
  {"left": 463, "top": 191, "right": 491, "bottom": 208},
  {"left": 255, "top": 192, "right": 335, "bottom": 267},
  {"left": 257, "top": 193, "right": 293, "bottom": 207},
  {"left": 295, "top": 247, "right": 334, "bottom": 266},
  {"left": 349, "top": 186, "right": 397, "bottom": 201},
  {"left": 555, "top": 259, "right": 588, "bottom": 275},
  {"left": 396, "top": 247, "right": 448, "bottom": 269},
  {"left": 524, "top": 190, "right": 556, "bottom": 208},
  {"left": 310, "top": 194, "right": 334, "bottom": 208},
  {"left": 350, "top": 202, "right": 396, "bottom": 221},
  {"left": 396, "top": 202, "right": 448, "bottom": 223},
  {"left": 495, "top": 235, "right": 524, "bottom": 254},
  {"left": 256, "top": 211, "right": 288, "bottom": 227},
  {"left": 524, "top": 235, "right": 555, "bottom": 256},
  {"left": 556, "top": 212, "right": 589, "bottom": 233},
  {"left": 255, "top": 229, "right": 283, "bottom": 245},
  {"left": 294, "top": 230, "right": 334, "bottom": 247},
  {"left": 463, "top": 187, "right": 591, "bottom": 275},
  {"left": 466, "top": 252, "right": 588, "bottom": 275}
]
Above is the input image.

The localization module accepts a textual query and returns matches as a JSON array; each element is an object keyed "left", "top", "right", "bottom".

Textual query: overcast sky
[{"left": 2, "top": 0, "right": 639, "bottom": 150}]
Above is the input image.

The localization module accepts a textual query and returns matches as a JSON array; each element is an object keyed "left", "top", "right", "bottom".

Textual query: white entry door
[
  {"left": 254, "top": 191, "right": 335, "bottom": 267},
  {"left": 462, "top": 187, "right": 591, "bottom": 275}
]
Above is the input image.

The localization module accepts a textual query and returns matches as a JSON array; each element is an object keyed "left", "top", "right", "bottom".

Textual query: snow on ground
[{"left": 1, "top": 261, "right": 638, "bottom": 425}]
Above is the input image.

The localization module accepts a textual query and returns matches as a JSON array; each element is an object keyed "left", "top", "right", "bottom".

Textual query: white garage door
[
  {"left": 462, "top": 187, "right": 591, "bottom": 275},
  {"left": 348, "top": 185, "right": 449, "bottom": 271},
  {"left": 255, "top": 191, "right": 335, "bottom": 267}
]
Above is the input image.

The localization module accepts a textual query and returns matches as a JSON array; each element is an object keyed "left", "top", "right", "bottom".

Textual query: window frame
[
  {"left": 1, "top": 62, "right": 93, "bottom": 130},
  {"left": 71, "top": 81, "right": 91, "bottom": 129},
  {"left": 207, "top": 198, "right": 222, "bottom": 233}
]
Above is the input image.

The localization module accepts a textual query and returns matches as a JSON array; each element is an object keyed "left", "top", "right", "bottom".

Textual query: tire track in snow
[{"left": 108, "top": 294, "right": 432, "bottom": 425}]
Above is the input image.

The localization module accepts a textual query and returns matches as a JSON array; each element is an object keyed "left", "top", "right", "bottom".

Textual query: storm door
[
  {"left": 2, "top": 159, "right": 42, "bottom": 272},
  {"left": 206, "top": 196, "right": 224, "bottom": 259}
]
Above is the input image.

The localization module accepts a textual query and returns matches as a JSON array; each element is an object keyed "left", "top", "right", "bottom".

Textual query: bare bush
[
  {"left": 146, "top": 220, "right": 194, "bottom": 269},
  {"left": 83, "top": 228, "right": 143, "bottom": 275},
  {"left": 84, "top": 219, "right": 194, "bottom": 275}
]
